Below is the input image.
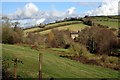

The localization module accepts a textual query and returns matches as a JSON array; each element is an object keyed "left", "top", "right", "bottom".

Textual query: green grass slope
[
  {"left": 24, "top": 21, "right": 88, "bottom": 35},
  {"left": 2, "top": 44, "right": 119, "bottom": 78},
  {"left": 90, "top": 17, "right": 119, "bottom": 29},
  {"left": 39, "top": 23, "right": 87, "bottom": 34}
]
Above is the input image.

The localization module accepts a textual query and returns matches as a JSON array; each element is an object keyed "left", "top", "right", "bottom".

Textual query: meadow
[{"left": 2, "top": 44, "right": 119, "bottom": 78}]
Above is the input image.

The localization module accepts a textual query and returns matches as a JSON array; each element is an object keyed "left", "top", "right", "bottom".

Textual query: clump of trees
[
  {"left": 23, "top": 32, "right": 46, "bottom": 49},
  {"left": 83, "top": 19, "right": 93, "bottom": 26},
  {"left": 2, "top": 17, "right": 23, "bottom": 44},
  {"left": 46, "top": 29, "right": 72, "bottom": 48},
  {"left": 75, "top": 26, "right": 118, "bottom": 55}
]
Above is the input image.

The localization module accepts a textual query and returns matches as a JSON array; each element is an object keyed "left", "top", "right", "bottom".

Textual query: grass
[
  {"left": 56, "top": 23, "right": 87, "bottom": 31},
  {"left": 46, "top": 21, "right": 82, "bottom": 27},
  {"left": 24, "top": 21, "right": 88, "bottom": 35},
  {"left": 91, "top": 17, "right": 119, "bottom": 29},
  {"left": 94, "top": 21, "right": 118, "bottom": 29},
  {"left": 24, "top": 28, "right": 40, "bottom": 33},
  {"left": 51, "top": 48, "right": 70, "bottom": 53},
  {"left": 24, "top": 18, "right": 119, "bottom": 35},
  {"left": 2, "top": 44, "right": 119, "bottom": 78},
  {"left": 39, "top": 23, "right": 88, "bottom": 35},
  {"left": 24, "top": 21, "right": 81, "bottom": 33}
]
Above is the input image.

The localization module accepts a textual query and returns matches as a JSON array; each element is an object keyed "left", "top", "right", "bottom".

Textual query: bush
[
  {"left": 76, "top": 26, "right": 118, "bottom": 55},
  {"left": 46, "top": 29, "right": 72, "bottom": 48},
  {"left": 83, "top": 19, "right": 93, "bottom": 26},
  {"left": 2, "top": 25, "right": 23, "bottom": 44},
  {"left": 23, "top": 32, "right": 45, "bottom": 46},
  {"left": 2, "top": 25, "right": 13, "bottom": 44},
  {"left": 2, "top": 17, "right": 24, "bottom": 44},
  {"left": 70, "top": 42, "right": 88, "bottom": 57}
]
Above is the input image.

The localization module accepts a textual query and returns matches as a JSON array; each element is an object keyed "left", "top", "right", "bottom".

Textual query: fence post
[
  {"left": 14, "top": 62, "right": 17, "bottom": 79},
  {"left": 13, "top": 58, "right": 17, "bottom": 80},
  {"left": 39, "top": 53, "right": 42, "bottom": 80},
  {"left": 12, "top": 58, "right": 23, "bottom": 80}
]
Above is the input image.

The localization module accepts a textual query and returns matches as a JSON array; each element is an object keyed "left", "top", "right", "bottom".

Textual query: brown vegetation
[
  {"left": 46, "top": 29, "right": 72, "bottom": 48},
  {"left": 2, "top": 24, "right": 23, "bottom": 44},
  {"left": 75, "top": 26, "right": 118, "bottom": 56}
]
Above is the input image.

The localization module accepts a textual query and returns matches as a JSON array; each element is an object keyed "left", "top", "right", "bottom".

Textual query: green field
[
  {"left": 45, "top": 21, "right": 81, "bottom": 27},
  {"left": 39, "top": 23, "right": 88, "bottom": 34},
  {"left": 2, "top": 44, "right": 119, "bottom": 78},
  {"left": 94, "top": 21, "right": 118, "bottom": 29},
  {"left": 24, "top": 16, "right": 119, "bottom": 35},
  {"left": 24, "top": 21, "right": 81, "bottom": 33},
  {"left": 24, "top": 21, "right": 88, "bottom": 35},
  {"left": 91, "top": 17, "right": 119, "bottom": 29},
  {"left": 24, "top": 28, "right": 40, "bottom": 33}
]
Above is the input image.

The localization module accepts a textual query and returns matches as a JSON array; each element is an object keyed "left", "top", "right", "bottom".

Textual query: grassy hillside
[
  {"left": 90, "top": 17, "right": 119, "bottom": 29},
  {"left": 24, "top": 21, "right": 80, "bottom": 32},
  {"left": 24, "top": 21, "right": 88, "bottom": 35},
  {"left": 2, "top": 44, "right": 119, "bottom": 78},
  {"left": 24, "top": 16, "right": 119, "bottom": 35},
  {"left": 39, "top": 23, "right": 87, "bottom": 34},
  {"left": 93, "top": 21, "right": 118, "bottom": 29}
]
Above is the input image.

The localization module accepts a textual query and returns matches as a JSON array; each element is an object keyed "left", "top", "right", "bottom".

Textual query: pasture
[{"left": 2, "top": 44, "right": 119, "bottom": 78}]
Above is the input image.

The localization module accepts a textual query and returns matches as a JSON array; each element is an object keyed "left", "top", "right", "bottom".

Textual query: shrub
[
  {"left": 76, "top": 26, "right": 118, "bottom": 55},
  {"left": 23, "top": 32, "right": 45, "bottom": 46},
  {"left": 46, "top": 29, "right": 72, "bottom": 48},
  {"left": 13, "top": 27, "right": 23, "bottom": 43},
  {"left": 83, "top": 19, "right": 93, "bottom": 26},
  {"left": 2, "top": 25, "right": 14, "bottom": 44},
  {"left": 70, "top": 42, "right": 88, "bottom": 57},
  {"left": 2, "top": 21, "right": 23, "bottom": 44}
]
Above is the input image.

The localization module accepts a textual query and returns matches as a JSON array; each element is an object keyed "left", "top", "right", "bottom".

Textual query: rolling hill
[
  {"left": 2, "top": 44, "right": 119, "bottom": 78},
  {"left": 24, "top": 21, "right": 89, "bottom": 35}
]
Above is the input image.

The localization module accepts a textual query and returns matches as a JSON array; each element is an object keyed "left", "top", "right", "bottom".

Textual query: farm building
[{"left": 70, "top": 31, "right": 79, "bottom": 39}]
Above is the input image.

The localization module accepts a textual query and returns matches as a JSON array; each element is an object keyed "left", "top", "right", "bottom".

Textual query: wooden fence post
[
  {"left": 13, "top": 58, "right": 17, "bottom": 80},
  {"left": 39, "top": 53, "right": 42, "bottom": 80},
  {"left": 12, "top": 58, "right": 23, "bottom": 80}
]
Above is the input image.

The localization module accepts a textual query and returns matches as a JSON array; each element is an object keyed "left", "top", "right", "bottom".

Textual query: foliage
[
  {"left": 70, "top": 42, "right": 88, "bottom": 56},
  {"left": 23, "top": 32, "right": 45, "bottom": 47},
  {"left": 46, "top": 29, "right": 72, "bottom": 48},
  {"left": 2, "top": 56, "right": 23, "bottom": 79},
  {"left": 75, "top": 26, "right": 118, "bottom": 55},
  {"left": 2, "top": 20, "right": 23, "bottom": 44},
  {"left": 2, "top": 26, "right": 23, "bottom": 44},
  {"left": 83, "top": 19, "right": 93, "bottom": 26},
  {"left": 2, "top": 24, "right": 14, "bottom": 44},
  {"left": 2, "top": 56, "right": 12, "bottom": 79}
]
